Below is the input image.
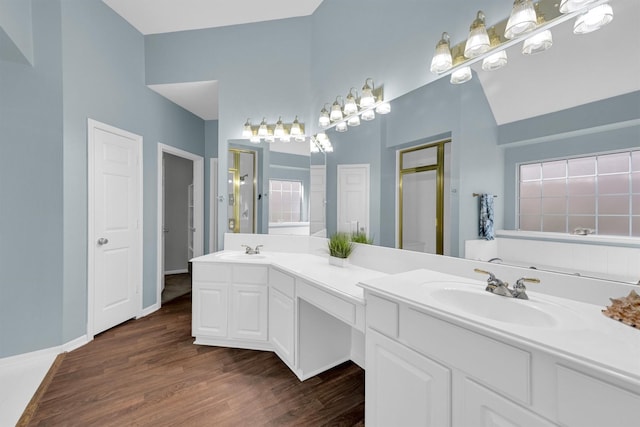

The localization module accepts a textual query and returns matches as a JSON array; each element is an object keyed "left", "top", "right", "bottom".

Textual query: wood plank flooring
[{"left": 26, "top": 293, "right": 365, "bottom": 426}]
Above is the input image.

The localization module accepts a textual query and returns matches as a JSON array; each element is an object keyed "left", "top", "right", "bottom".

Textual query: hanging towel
[{"left": 479, "top": 193, "right": 495, "bottom": 240}]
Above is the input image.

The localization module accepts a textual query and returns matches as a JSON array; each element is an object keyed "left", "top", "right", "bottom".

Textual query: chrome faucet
[
  {"left": 241, "top": 244, "right": 263, "bottom": 255},
  {"left": 474, "top": 268, "right": 539, "bottom": 299}
]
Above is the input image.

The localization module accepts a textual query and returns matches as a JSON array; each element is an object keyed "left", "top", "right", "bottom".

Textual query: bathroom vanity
[{"left": 191, "top": 234, "right": 640, "bottom": 426}]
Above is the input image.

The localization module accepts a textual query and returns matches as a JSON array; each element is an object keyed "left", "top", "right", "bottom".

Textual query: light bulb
[
  {"left": 360, "top": 79, "right": 375, "bottom": 108},
  {"left": 505, "top": 0, "right": 537, "bottom": 39},
  {"left": 464, "top": 11, "right": 490, "bottom": 58},
  {"left": 430, "top": 32, "right": 453, "bottom": 74}
]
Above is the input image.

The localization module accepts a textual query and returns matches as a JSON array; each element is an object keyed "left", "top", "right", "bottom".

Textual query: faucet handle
[
  {"left": 515, "top": 277, "right": 540, "bottom": 286},
  {"left": 512, "top": 277, "right": 539, "bottom": 299},
  {"left": 474, "top": 268, "right": 496, "bottom": 281},
  {"left": 241, "top": 244, "right": 251, "bottom": 254},
  {"left": 255, "top": 245, "right": 263, "bottom": 253}
]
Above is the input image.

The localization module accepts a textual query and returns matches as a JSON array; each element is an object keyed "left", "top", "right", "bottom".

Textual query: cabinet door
[
  {"left": 229, "top": 284, "right": 268, "bottom": 341},
  {"left": 269, "top": 288, "right": 295, "bottom": 365},
  {"left": 366, "top": 329, "right": 451, "bottom": 427},
  {"left": 458, "top": 377, "right": 556, "bottom": 427},
  {"left": 192, "top": 281, "right": 228, "bottom": 337}
]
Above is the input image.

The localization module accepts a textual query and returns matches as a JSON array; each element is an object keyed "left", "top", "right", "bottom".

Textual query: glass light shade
[
  {"left": 482, "top": 49, "right": 508, "bottom": 71},
  {"left": 290, "top": 116, "right": 302, "bottom": 135},
  {"left": 324, "top": 142, "right": 333, "bottom": 153},
  {"left": 280, "top": 134, "right": 291, "bottom": 142},
  {"left": 375, "top": 102, "right": 391, "bottom": 114},
  {"left": 316, "top": 132, "right": 328, "bottom": 142},
  {"left": 347, "top": 115, "right": 360, "bottom": 127},
  {"left": 360, "top": 79, "right": 375, "bottom": 108},
  {"left": 522, "top": 30, "right": 553, "bottom": 54},
  {"left": 430, "top": 32, "right": 452, "bottom": 74},
  {"left": 361, "top": 109, "right": 375, "bottom": 121},
  {"left": 505, "top": 0, "right": 537, "bottom": 39},
  {"left": 318, "top": 107, "right": 330, "bottom": 127},
  {"left": 450, "top": 66, "right": 472, "bottom": 84},
  {"left": 573, "top": 4, "right": 613, "bottom": 34},
  {"left": 250, "top": 135, "right": 261, "bottom": 143},
  {"left": 310, "top": 140, "right": 320, "bottom": 153},
  {"left": 330, "top": 99, "right": 343, "bottom": 121},
  {"left": 336, "top": 121, "right": 348, "bottom": 132},
  {"left": 464, "top": 11, "right": 490, "bottom": 58},
  {"left": 257, "top": 118, "right": 268, "bottom": 137},
  {"left": 344, "top": 89, "right": 359, "bottom": 115},
  {"left": 242, "top": 120, "right": 253, "bottom": 138},
  {"left": 265, "top": 135, "right": 275, "bottom": 143},
  {"left": 559, "top": 0, "right": 600, "bottom": 13},
  {"left": 294, "top": 134, "right": 305, "bottom": 142},
  {"left": 274, "top": 117, "right": 285, "bottom": 138}
]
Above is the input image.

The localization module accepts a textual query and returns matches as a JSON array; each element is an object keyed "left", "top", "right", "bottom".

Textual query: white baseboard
[
  {"left": 62, "top": 335, "right": 90, "bottom": 352},
  {"left": 0, "top": 334, "right": 91, "bottom": 369},
  {"left": 139, "top": 303, "right": 160, "bottom": 318},
  {"left": 164, "top": 269, "right": 188, "bottom": 275}
]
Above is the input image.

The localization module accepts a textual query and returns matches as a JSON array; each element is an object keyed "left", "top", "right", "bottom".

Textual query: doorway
[
  {"left": 398, "top": 139, "right": 450, "bottom": 254},
  {"left": 157, "top": 144, "right": 204, "bottom": 308},
  {"left": 227, "top": 149, "right": 257, "bottom": 233}
]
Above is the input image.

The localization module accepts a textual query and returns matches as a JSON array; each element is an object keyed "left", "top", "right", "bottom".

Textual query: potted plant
[
  {"left": 351, "top": 231, "right": 373, "bottom": 244},
  {"left": 328, "top": 232, "right": 353, "bottom": 267}
]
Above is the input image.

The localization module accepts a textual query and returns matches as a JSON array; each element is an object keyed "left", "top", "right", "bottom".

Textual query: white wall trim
[
  {"left": 165, "top": 268, "right": 189, "bottom": 275},
  {"left": 157, "top": 143, "right": 204, "bottom": 308},
  {"left": 209, "top": 158, "right": 218, "bottom": 254},
  {"left": 0, "top": 335, "right": 91, "bottom": 369},
  {"left": 87, "top": 119, "right": 143, "bottom": 340}
]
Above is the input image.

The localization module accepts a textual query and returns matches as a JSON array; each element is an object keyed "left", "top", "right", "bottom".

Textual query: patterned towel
[{"left": 479, "top": 193, "right": 495, "bottom": 240}]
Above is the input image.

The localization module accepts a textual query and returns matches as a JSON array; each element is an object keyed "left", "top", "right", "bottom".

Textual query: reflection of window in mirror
[
  {"left": 518, "top": 149, "right": 640, "bottom": 237},
  {"left": 269, "top": 180, "right": 303, "bottom": 223}
]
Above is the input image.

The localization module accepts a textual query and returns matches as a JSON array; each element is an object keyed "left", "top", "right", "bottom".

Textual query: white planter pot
[{"left": 329, "top": 256, "right": 349, "bottom": 268}]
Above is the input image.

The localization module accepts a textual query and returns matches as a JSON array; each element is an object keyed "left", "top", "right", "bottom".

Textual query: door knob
[{"left": 97, "top": 238, "right": 109, "bottom": 246}]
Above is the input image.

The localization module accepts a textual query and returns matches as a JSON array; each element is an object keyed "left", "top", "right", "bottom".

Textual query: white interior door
[
  {"left": 310, "top": 165, "right": 326, "bottom": 236},
  {"left": 337, "top": 164, "right": 370, "bottom": 235},
  {"left": 88, "top": 119, "right": 142, "bottom": 336}
]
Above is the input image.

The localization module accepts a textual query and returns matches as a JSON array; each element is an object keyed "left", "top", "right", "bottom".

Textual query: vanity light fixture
[
  {"left": 241, "top": 115, "right": 306, "bottom": 143},
  {"left": 572, "top": 3, "right": 613, "bottom": 34},
  {"left": 464, "top": 11, "right": 491, "bottom": 58},
  {"left": 430, "top": 32, "right": 453, "bottom": 74},
  {"left": 481, "top": 28, "right": 508, "bottom": 71},
  {"left": 317, "top": 77, "right": 391, "bottom": 135},
  {"left": 522, "top": 6, "right": 553, "bottom": 55},
  {"left": 505, "top": 0, "right": 537, "bottom": 39},
  {"left": 311, "top": 133, "right": 333, "bottom": 153},
  {"left": 430, "top": 0, "right": 614, "bottom": 84}
]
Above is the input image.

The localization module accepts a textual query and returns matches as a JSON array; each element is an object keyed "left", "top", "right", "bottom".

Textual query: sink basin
[
  {"left": 217, "top": 252, "right": 266, "bottom": 260},
  {"left": 427, "top": 285, "right": 558, "bottom": 328}
]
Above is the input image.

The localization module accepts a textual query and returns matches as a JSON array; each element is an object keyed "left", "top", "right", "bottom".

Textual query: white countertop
[
  {"left": 359, "top": 269, "right": 640, "bottom": 385},
  {"left": 192, "top": 251, "right": 387, "bottom": 303}
]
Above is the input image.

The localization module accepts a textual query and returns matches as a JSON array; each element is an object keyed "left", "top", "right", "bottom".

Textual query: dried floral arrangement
[{"left": 602, "top": 290, "right": 640, "bottom": 330}]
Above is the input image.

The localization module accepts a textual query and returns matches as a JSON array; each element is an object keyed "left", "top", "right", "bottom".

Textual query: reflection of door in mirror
[
  {"left": 228, "top": 149, "right": 256, "bottom": 233},
  {"left": 310, "top": 165, "right": 326, "bottom": 237},
  {"left": 399, "top": 140, "right": 450, "bottom": 255},
  {"left": 337, "top": 164, "right": 370, "bottom": 235}
]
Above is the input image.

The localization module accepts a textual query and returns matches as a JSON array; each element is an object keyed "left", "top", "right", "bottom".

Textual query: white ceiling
[
  {"left": 104, "top": 0, "right": 639, "bottom": 125},
  {"left": 102, "top": 0, "right": 324, "bottom": 35}
]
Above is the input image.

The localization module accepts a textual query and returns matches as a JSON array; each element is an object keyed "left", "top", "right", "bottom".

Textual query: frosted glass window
[
  {"left": 518, "top": 150, "right": 639, "bottom": 236},
  {"left": 568, "top": 216, "right": 595, "bottom": 231},
  {"left": 519, "top": 215, "right": 541, "bottom": 231},
  {"left": 269, "top": 180, "right": 303, "bottom": 223},
  {"left": 520, "top": 181, "right": 541, "bottom": 198},
  {"left": 568, "top": 177, "right": 595, "bottom": 195},
  {"left": 542, "top": 215, "right": 565, "bottom": 232},
  {"left": 542, "top": 179, "right": 566, "bottom": 197},
  {"left": 633, "top": 216, "right": 640, "bottom": 237},
  {"left": 568, "top": 157, "right": 595, "bottom": 177},
  {"left": 542, "top": 198, "right": 566, "bottom": 215},
  {"left": 598, "top": 216, "right": 629, "bottom": 236},
  {"left": 520, "top": 163, "right": 541, "bottom": 181},
  {"left": 599, "top": 174, "right": 629, "bottom": 194},
  {"left": 569, "top": 197, "right": 595, "bottom": 215},
  {"left": 598, "top": 152, "right": 629, "bottom": 174}
]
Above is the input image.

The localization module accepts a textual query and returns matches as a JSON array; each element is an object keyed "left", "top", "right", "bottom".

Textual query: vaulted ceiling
[{"left": 103, "top": 0, "right": 640, "bottom": 125}]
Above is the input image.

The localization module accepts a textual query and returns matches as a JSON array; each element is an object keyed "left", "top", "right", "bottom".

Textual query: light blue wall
[
  {"left": 145, "top": 18, "right": 312, "bottom": 248},
  {"left": 0, "top": 0, "right": 63, "bottom": 357},
  {"left": 0, "top": 0, "right": 34, "bottom": 64},
  {"left": 501, "top": 92, "right": 640, "bottom": 229},
  {"left": 1, "top": 0, "right": 206, "bottom": 357}
]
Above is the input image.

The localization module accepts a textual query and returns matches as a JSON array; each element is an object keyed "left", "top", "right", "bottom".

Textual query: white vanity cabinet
[
  {"left": 364, "top": 289, "right": 640, "bottom": 427},
  {"left": 268, "top": 267, "right": 296, "bottom": 369},
  {"left": 192, "top": 261, "right": 269, "bottom": 348}
]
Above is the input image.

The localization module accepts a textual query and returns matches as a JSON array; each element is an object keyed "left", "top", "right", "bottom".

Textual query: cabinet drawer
[
  {"left": 192, "top": 262, "right": 231, "bottom": 282},
  {"left": 269, "top": 267, "right": 295, "bottom": 297},
  {"left": 232, "top": 264, "right": 268, "bottom": 284},
  {"left": 556, "top": 365, "right": 640, "bottom": 427},
  {"left": 366, "top": 293, "right": 399, "bottom": 338},
  {"left": 297, "top": 279, "right": 356, "bottom": 325},
  {"left": 401, "top": 307, "right": 531, "bottom": 404}
]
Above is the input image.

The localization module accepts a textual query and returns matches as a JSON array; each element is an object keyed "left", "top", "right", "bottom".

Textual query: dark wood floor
[{"left": 26, "top": 293, "right": 365, "bottom": 426}]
